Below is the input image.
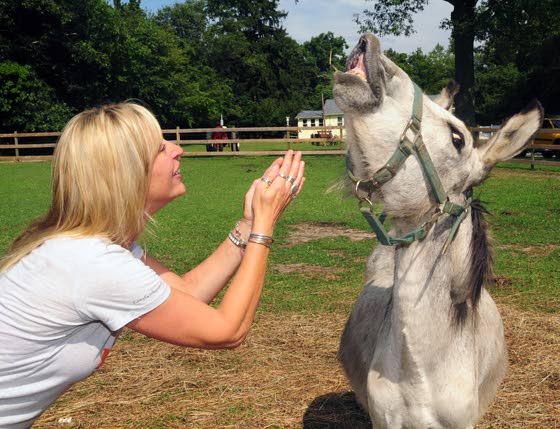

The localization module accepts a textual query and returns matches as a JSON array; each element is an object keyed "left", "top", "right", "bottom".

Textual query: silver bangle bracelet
[
  {"left": 228, "top": 231, "right": 247, "bottom": 249},
  {"left": 248, "top": 233, "right": 274, "bottom": 248}
]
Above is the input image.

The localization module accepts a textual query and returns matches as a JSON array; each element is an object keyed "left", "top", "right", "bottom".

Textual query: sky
[{"left": 140, "top": 0, "right": 453, "bottom": 54}]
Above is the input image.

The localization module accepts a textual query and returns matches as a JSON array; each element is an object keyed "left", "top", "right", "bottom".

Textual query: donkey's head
[{"left": 334, "top": 34, "right": 543, "bottom": 220}]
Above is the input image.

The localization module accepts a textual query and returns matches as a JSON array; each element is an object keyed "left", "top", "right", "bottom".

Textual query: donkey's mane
[
  {"left": 469, "top": 199, "right": 494, "bottom": 306},
  {"left": 453, "top": 198, "right": 494, "bottom": 325}
]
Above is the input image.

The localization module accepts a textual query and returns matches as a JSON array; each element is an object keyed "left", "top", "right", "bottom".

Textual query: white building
[{"left": 295, "top": 99, "right": 345, "bottom": 139}]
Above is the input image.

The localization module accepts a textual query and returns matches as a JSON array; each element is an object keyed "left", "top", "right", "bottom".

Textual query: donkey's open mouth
[
  {"left": 347, "top": 40, "right": 368, "bottom": 82},
  {"left": 333, "top": 34, "right": 385, "bottom": 112}
]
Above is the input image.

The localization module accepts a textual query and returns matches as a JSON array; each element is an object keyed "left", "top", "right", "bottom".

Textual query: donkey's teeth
[
  {"left": 348, "top": 53, "right": 367, "bottom": 82},
  {"left": 349, "top": 70, "right": 367, "bottom": 81}
]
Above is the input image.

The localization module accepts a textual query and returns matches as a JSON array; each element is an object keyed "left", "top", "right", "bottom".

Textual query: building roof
[
  {"left": 295, "top": 110, "right": 322, "bottom": 120},
  {"left": 324, "top": 99, "right": 343, "bottom": 116},
  {"left": 295, "top": 99, "right": 343, "bottom": 119}
]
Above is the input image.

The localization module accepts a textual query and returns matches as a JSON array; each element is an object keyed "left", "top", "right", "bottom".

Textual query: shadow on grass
[{"left": 303, "top": 391, "right": 371, "bottom": 428}]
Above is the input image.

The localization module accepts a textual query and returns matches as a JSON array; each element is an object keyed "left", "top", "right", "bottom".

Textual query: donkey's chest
[{"left": 367, "top": 324, "right": 479, "bottom": 428}]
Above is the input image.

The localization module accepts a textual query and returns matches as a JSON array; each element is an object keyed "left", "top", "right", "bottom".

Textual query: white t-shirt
[{"left": 0, "top": 237, "right": 171, "bottom": 428}]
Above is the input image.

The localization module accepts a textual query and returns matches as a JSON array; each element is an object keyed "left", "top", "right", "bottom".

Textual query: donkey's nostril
[{"left": 360, "top": 39, "right": 367, "bottom": 52}]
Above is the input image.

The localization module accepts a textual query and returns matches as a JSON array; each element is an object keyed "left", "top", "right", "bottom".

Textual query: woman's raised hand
[{"left": 249, "top": 150, "right": 305, "bottom": 235}]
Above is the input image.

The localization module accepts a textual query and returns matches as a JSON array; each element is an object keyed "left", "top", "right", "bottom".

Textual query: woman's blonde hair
[{"left": 0, "top": 102, "right": 162, "bottom": 272}]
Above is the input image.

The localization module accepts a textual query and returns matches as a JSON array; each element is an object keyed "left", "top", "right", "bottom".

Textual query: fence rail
[
  {"left": 1, "top": 126, "right": 559, "bottom": 167},
  {"left": 0, "top": 126, "right": 345, "bottom": 161}
]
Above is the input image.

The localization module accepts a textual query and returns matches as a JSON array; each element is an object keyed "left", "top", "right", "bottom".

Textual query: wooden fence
[
  {"left": 0, "top": 126, "right": 345, "bottom": 162},
  {"left": 1, "top": 125, "right": 559, "bottom": 167}
]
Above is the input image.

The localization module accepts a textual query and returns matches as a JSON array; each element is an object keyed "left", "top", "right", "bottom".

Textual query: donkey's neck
[
  {"left": 380, "top": 210, "right": 481, "bottom": 417},
  {"left": 390, "top": 208, "right": 475, "bottom": 330}
]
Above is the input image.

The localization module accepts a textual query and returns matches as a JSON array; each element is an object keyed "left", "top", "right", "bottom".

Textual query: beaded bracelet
[
  {"left": 228, "top": 219, "right": 251, "bottom": 250},
  {"left": 248, "top": 233, "right": 274, "bottom": 248},
  {"left": 228, "top": 231, "right": 247, "bottom": 249},
  {"left": 233, "top": 220, "right": 245, "bottom": 240}
]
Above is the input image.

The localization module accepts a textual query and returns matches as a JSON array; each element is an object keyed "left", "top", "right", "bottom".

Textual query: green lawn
[
  {"left": 180, "top": 140, "right": 344, "bottom": 152},
  {"left": 0, "top": 157, "right": 558, "bottom": 314}
]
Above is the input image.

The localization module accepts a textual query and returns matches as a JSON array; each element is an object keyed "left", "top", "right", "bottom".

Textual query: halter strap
[{"left": 347, "top": 82, "right": 470, "bottom": 251}]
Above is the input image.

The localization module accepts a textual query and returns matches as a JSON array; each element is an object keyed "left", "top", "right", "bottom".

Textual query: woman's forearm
[
  {"left": 181, "top": 236, "right": 245, "bottom": 303},
  {"left": 215, "top": 219, "right": 273, "bottom": 341}
]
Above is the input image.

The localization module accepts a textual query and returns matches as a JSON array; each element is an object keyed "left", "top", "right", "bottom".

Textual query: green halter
[{"left": 346, "top": 82, "right": 471, "bottom": 253}]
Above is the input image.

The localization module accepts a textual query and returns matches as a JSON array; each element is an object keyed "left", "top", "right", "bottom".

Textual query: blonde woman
[{"left": 0, "top": 103, "right": 305, "bottom": 428}]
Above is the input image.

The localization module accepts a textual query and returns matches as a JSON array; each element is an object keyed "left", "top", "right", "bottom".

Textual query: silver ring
[
  {"left": 278, "top": 172, "right": 288, "bottom": 180},
  {"left": 286, "top": 175, "right": 296, "bottom": 184},
  {"left": 261, "top": 176, "right": 272, "bottom": 185},
  {"left": 290, "top": 184, "right": 299, "bottom": 195}
]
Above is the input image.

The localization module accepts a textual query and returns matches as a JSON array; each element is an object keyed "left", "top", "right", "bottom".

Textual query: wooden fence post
[
  {"left": 14, "top": 131, "right": 19, "bottom": 161},
  {"left": 176, "top": 126, "right": 180, "bottom": 144}
]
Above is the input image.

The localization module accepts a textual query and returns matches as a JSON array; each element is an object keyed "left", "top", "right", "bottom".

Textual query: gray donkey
[{"left": 334, "top": 34, "right": 543, "bottom": 428}]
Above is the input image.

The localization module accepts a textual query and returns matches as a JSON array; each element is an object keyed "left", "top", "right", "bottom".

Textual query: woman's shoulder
[{"left": 39, "top": 236, "right": 137, "bottom": 262}]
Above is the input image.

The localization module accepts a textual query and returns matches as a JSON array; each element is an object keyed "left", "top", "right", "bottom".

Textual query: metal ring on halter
[
  {"left": 354, "top": 180, "right": 362, "bottom": 196},
  {"left": 278, "top": 172, "right": 288, "bottom": 180},
  {"left": 261, "top": 176, "right": 272, "bottom": 185},
  {"left": 286, "top": 175, "right": 296, "bottom": 184},
  {"left": 290, "top": 184, "right": 299, "bottom": 196}
]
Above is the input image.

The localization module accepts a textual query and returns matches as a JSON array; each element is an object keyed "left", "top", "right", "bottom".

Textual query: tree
[
  {"left": 355, "top": 0, "right": 560, "bottom": 125},
  {"left": 203, "top": 0, "right": 319, "bottom": 125},
  {"left": 385, "top": 44, "right": 454, "bottom": 95},
  {"left": 355, "top": 0, "right": 477, "bottom": 126},
  {"left": 302, "top": 32, "right": 348, "bottom": 107},
  {"left": 205, "top": 0, "right": 287, "bottom": 42},
  {"left": 154, "top": 0, "right": 208, "bottom": 56},
  {"left": 0, "top": 61, "right": 73, "bottom": 132},
  {"left": 0, "top": 0, "right": 235, "bottom": 128},
  {"left": 476, "top": 0, "right": 560, "bottom": 118}
]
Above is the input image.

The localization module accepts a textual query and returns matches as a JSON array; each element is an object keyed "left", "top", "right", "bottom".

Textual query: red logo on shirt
[{"left": 95, "top": 348, "right": 111, "bottom": 370}]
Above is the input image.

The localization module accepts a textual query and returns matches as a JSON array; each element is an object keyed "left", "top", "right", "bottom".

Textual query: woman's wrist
[
  {"left": 235, "top": 218, "right": 252, "bottom": 242},
  {"left": 228, "top": 218, "right": 253, "bottom": 251},
  {"left": 251, "top": 218, "right": 273, "bottom": 236},
  {"left": 248, "top": 233, "right": 274, "bottom": 248}
]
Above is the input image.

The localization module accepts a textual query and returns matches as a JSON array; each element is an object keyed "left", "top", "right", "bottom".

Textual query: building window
[
  {"left": 302, "top": 119, "right": 307, "bottom": 127},
  {"left": 337, "top": 116, "right": 343, "bottom": 126},
  {"left": 311, "top": 119, "right": 316, "bottom": 127},
  {"left": 319, "top": 118, "right": 324, "bottom": 126}
]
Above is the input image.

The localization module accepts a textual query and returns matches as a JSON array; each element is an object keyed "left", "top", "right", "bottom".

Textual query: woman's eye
[{"left": 159, "top": 144, "right": 166, "bottom": 152}]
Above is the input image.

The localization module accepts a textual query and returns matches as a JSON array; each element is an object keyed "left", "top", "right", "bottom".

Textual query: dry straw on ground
[
  {"left": 37, "top": 304, "right": 559, "bottom": 428},
  {"left": 36, "top": 223, "right": 558, "bottom": 428}
]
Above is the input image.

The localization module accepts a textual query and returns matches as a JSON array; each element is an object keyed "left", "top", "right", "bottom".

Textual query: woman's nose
[{"left": 171, "top": 142, "right": 183, "bottom": 159}]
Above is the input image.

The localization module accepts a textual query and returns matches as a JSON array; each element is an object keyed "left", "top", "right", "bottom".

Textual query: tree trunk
[{"left": 451, "top": 0, "right": 477, "bottom": 126}]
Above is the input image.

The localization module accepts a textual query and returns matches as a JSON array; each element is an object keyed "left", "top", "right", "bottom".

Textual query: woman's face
[{"left": 145, "top": 140, "right": 185, "bottom": 215}]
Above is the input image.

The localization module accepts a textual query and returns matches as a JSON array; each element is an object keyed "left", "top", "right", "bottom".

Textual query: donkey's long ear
[
  {"left": 476, "top": 100, "right": 543, "bottom": 170},
  {"left": 434, "top": 80, "right": 460, "bottom": 111}
]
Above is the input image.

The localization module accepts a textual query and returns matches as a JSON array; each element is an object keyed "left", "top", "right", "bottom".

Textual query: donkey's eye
[{"left": 450, "top": 127, "right": 465, "bottom": 151}]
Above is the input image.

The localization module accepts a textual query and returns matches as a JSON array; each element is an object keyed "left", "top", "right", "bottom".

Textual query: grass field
[
  {"left": 180, "top": 141, "right": 345, "bottom": 152},
  {"left": 0, "top": 156, "right": 558, "bottom": 428}
]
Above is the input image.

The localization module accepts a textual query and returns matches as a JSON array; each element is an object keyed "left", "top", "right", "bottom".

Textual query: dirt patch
[
  {"left": 497, "top": 243, "right": 560, "bottom": 257},
  {"left": 491, "top": 168, "right": 560, "bottom": 179},
  {"left": 273, "top": 263, "right": 350, "bottom": 277},
  {"left": 285, "top": 221, "right": 375, "bottom": 246},
  {"left": 37, "top": 304, "right": 559, "bottom": 429},
  {"left": 495, "top": 275, "right": 515, "bottom": 287}
]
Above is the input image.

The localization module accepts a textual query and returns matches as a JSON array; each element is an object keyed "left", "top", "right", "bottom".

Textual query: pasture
[{"left": 0, "top": 156, "right": 558, "bottom": 428}]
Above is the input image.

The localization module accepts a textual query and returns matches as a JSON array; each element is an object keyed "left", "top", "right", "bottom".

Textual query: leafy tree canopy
[
  {"left": 355, "top": 0, "right": 559, "bottom": 124},
  {"left": 0, "top": 0, "right": 556, "bottom": 131}
]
